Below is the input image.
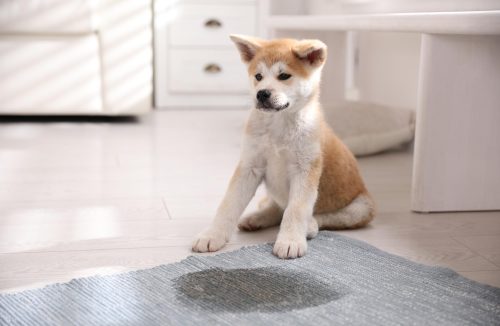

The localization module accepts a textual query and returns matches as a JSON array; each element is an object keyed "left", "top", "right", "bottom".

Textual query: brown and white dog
[{"left": 192, "top": 35, "right": 375, "bottom": 259}]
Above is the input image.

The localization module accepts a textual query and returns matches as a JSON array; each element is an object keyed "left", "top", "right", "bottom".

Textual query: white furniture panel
[
  {"left": 98, "top": 0, "right": 153, "bottom": 115},
  {"left": 0, "top": 35, "right": 103, "bottom": 114},
  {"left": 0, "top": 0, "right": 153, "bottom": 115},
  {"left": 155, "top": 0, "right": 261, "bottom": 108},
  {"left": 169, "top": 3, "right": 256, "bottom": 47},
  {"left": 412, "top": 34, "right": 500, "bottom": 212},
  {"left": 168, "top": 49, "right": 249, "bottom": 93},
  {"left": 267, "top": 11, "right": 500, "bottom": 35},
  {"left": 0, "top": 0, "right": 98, "bottom": 34}
]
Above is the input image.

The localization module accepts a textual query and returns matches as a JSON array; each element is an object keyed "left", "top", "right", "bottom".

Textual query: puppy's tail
[{"left": 314, "top": 193, "right": 375, "bottom": 230}]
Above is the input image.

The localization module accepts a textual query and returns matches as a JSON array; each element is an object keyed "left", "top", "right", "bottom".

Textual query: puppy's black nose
[{"left": 256, "top": 89, "right": 271, "bottom": 102}]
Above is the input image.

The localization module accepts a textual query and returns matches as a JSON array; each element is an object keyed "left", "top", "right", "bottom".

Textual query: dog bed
[{"left": 325, "top": 101, "right": 416, "bottom": 156}]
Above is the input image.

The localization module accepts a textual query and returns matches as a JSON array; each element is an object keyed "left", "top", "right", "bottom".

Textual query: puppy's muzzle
[
  {"left": 256, "top": 89, "right": 289, "bottom": 111},
  {"left": 256, "top": 89, "right": 271, "bottom": 103}
]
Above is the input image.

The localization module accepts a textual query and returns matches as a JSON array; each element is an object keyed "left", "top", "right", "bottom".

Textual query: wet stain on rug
[{"left": 174, "top": 266, "right": 346, "bottom": 313}]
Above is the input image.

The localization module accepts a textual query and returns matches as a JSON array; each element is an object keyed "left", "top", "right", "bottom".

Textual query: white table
[{"left": 266, "top": 10, "right": 500, "bottom": 212}]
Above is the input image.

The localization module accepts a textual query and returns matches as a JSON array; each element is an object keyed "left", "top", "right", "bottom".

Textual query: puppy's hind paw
[
  {"left": 238, "top": 215, "right": 263, "bottom": 232},
  {"left": 307, "top": 218, "right": 319, "bottom": 239}
]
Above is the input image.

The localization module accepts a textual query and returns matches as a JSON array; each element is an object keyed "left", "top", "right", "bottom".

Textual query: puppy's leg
[
  {"left": 273, "top": 159, "right": 321, "bottom": 259},
  {"left": 238, "top": 197, "right": 283, "bottom": 231},
  {"left": 192, "top": 163, "right": 263, "bottom": 253}
]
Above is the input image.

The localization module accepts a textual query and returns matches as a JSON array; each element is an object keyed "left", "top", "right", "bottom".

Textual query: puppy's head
[{"left": 230, "top": 34, "right": 327, "bottom": 112}]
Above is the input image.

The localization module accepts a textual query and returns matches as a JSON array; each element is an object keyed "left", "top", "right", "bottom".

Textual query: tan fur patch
[
  {"left": 314, "top": 121, "right": 368, "bottom": 214},
  {"left": 292, "top": 40, "right": 327, "bottom": 67},
  {"left": 248, "top": 39, "right": 310, "bottom": 78}
]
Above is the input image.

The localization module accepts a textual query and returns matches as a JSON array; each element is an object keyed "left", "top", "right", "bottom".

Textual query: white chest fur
[
  {"left": 243, "top": 106, "right": 321, "bottom": 209},
  {"left": 264, "top": 143, "right": 292, "bottom": 208}
]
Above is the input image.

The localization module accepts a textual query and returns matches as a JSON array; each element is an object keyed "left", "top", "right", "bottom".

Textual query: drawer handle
[
  {"left": 204, "top": 63, "right": 222, "bottom": 74},
  {"left": 204, "top": 18, "right": 222, "bottom": 28}
]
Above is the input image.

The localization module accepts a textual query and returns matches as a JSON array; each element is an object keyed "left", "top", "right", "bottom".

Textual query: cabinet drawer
[
  {"left": 168, "top": 49, "right": 249, "bottom": 94},
  {"left": 168, "top": 3, "right": 256, "bottom": 46}
]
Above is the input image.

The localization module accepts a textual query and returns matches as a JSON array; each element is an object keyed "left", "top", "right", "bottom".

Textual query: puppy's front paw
[
  {"left": 273, "top": 234, "right": 307, "bottom": 259},
  {"left": 192, "top": 229, "right": 227, "bottom": 253}
]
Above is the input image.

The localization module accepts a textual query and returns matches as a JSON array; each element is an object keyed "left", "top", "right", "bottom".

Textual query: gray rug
[{"left": 1, "top": 232, "right": 499, "bottom": 325}]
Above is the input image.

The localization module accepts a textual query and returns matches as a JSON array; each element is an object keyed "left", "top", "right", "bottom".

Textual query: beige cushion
[{"left": 325, "top": 101, "right": 416, "bottom": 156}]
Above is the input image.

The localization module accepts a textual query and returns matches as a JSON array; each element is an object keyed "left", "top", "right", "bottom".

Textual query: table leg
[{"left": 412, "top": 34, "right": 500, "bottom": 212}]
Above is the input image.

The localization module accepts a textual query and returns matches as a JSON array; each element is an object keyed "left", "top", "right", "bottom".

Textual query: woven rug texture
[{"left": 1, "top": 232, "right": 499, "bottom": 325}]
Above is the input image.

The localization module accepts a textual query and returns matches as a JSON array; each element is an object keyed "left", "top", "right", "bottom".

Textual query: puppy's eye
[
  {"left": 278, "top": 73, "right": 291, "bottom": 81},
  {"left": 255, "top": 73, "right": 263, "bottom": 81}
]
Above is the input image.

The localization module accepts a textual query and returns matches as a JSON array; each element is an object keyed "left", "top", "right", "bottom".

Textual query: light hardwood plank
[
  {"left": 453, "top": 235, "right": 500, "bottom": 267},
  {"left": 342, "top": 233, "right": 499, "bottom": 272},
  {"left": 458, "top": 271, "right": 500, "bottom": 288},
  {"left": 1, "top": 110, "right": 499, "bottom": 294}
]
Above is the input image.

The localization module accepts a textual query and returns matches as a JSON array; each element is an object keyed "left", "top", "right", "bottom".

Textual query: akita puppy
[{"left": 192, "top": 35, "right": 375, "bottom": 259}]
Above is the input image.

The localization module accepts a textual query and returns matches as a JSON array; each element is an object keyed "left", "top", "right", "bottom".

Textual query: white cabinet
[
  {"left": 168, "top": 49, "right": 249, "bottom": 94},
  {"left": 155, "top": 0, "right": 262, "bottom": 108},
  {"left": 168, "top": 3, "right": 256, "bottom": 46}
]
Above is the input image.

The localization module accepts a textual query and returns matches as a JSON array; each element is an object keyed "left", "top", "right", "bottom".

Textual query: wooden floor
[{"left": 0, "top": 110, "right": 499, "bottom": 293}]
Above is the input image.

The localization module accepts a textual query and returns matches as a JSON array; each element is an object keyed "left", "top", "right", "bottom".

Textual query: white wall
[
  {"left": 274, "top": 28, "right": 421, "bottom": 110},
  {"left": 356, "top": 32, "right": 421, "bottom": 109}
]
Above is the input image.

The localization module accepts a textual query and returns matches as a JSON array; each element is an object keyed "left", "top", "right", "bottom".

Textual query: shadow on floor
[{"left": 0, "top": 115, "right": 139, "bottom": 124}]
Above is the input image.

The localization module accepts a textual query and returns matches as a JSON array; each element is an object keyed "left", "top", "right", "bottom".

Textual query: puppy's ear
[
  {"left": 293, "top": 40, "right": 327, "bottom": 67},
  {"left": 230, "top": 34, "right": 264, "bottom": 63}
]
